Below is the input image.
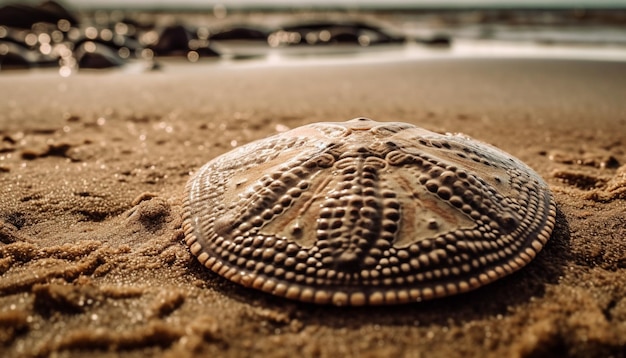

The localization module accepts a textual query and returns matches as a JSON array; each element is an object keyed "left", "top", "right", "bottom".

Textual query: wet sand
[{"left": 1, "top": 58, "right": 625, "bottom": 357}]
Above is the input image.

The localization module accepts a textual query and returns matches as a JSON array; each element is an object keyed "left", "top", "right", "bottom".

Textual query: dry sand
[{"left": 0, "top": 58, "right": 625, "bottom": 357}]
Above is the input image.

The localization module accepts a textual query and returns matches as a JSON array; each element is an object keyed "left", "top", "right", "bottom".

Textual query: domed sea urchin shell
[{"left": 182, "top": 118, "right": 556, "bottom": 306}]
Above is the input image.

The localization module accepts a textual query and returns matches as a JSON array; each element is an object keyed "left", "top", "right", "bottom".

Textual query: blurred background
[{"left": 1, "top": 0, "right": 625, "bottom": 74}]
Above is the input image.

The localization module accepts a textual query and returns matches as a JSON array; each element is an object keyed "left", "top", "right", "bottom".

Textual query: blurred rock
[
  {"left": 0, "top": 1, "right": 78, "bottom": 29},
  {"left": 0, "top": 41, "right": 32, "bottom": 69},
  {"left": 151, "top": 24, "right": 218, "bottom": 58},
  {"left": 416, "top": 34, "right": 452, "bottom": 47},
  {"left": 277, "top": 20, "right": 405, "bottom": 47},
  {"left": 75, "top": 41, "right": 125, "bottom": 69},
  {"left": 210, "top": 26, "right": 270, "bottom": 41},
  {"left": 151, "top": 25, "right": 192, "bottom": 56}
]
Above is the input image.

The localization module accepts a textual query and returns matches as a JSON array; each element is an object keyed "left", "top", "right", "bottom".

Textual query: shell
[{"left": 182, "top": 118, "right": 557, "bottom": 306}]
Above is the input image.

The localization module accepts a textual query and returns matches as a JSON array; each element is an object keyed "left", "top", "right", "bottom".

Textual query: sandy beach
[{"left": 1, "top": 57, "right": 625, "bottom": 357}]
